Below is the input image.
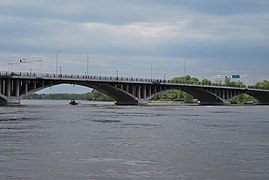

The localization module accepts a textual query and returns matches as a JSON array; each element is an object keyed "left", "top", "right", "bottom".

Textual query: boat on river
[{"left": 69, "top": 100, "right": 78, "bottom": 105}]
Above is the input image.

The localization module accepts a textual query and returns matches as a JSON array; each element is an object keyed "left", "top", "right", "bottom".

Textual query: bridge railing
[
  {"left": 1, "top": 71, "right": 269, "bottom": 91},
  {"left": 0, "top": 71, "right": 157, "bottom": 83}
]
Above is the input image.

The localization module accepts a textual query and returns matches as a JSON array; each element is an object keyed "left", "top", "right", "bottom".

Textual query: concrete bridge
[{"left": 1, "top": 71, "right": 269, "bottom": 106}]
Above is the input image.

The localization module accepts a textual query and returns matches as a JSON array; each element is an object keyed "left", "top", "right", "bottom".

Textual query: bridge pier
[
  {"left": 0, "top": 79, "right": 21, "bottom": 106},
  {"left": 198, "top": 101, "right": 227, "bottom": 105},
  {"left": 5, "top": 97, "right": 21, "bottom": 106}
]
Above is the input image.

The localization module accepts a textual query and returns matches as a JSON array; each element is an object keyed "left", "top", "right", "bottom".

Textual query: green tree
[
  {"left": 231, "top": 94, "right": 256, "bottom": 104},
  {"left": 201, "top": 79, "right": 212, "bottom": 85},
  {"left": 256, "top": 80, "right": 269, "bottom": 89},
  {"left": 226, "top": 81, "right": 245, "bottom": 87},
  {"left": 26, "top": 90, "right": 113, "bottom": 101}
]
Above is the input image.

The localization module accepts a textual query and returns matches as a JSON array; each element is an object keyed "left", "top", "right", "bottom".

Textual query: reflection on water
[
  {"left": 92, "top": 120, "right": 121, "bottom": 123},
  {"left": 0, "top": 100, "right": 269, "bottom": 179}
]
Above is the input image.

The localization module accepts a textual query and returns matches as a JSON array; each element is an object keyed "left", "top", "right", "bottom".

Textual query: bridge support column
[
  {"left": 138, "top": 85, "right": 141, "bottom": 99},
  {"left": 25, "top": 80, "right": 28, "bottom": 97},
  {"left": 0, "top": 79, "right": 2, "bottom": 94},
  {"left": 131, "top": 85, "right": 136, "bottom": 96},
  {"left": 143, "top": 85, "right": 146, "bottom": 99},
  {"left": 3, "top": 80, "right": 5, "bottom": 95},
  {"left": 126, "top": 85, "right": 129, "bottom": 92},
  {"left": 34, "top": 80, "right": 37, "bottom": 89},
  {"left": 7, "top": 79, "right": 11, "bottom": 98},
  {"left": 16, "top": 79, "right": 20, "bottom": 98}
]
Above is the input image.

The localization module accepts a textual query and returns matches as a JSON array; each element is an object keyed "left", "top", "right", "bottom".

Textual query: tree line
[{"left": 27, "top": 90, "right": 113, "bottom": 102}]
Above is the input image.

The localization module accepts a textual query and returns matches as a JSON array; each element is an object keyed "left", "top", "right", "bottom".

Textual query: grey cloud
[{"left": 0, "top": 0, "right": 268, "bottom": 81}]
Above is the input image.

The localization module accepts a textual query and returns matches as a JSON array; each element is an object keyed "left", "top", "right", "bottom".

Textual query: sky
[{"left": 0, "top": 0, "right": 268, "bottom": 93}]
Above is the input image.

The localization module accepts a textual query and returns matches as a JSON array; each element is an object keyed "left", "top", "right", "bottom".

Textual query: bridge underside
[
  {"left": 179, "top": 87, "right": 226, "bottom": 105},
  {"left": 1, "top": 77, "right": 269, "bottom": 106},
  {"left": 246, "top": 91, "right": 269, "bottom": 105},
  {"left": 81, "top": 83, "right": 143, "bottom": 105}
]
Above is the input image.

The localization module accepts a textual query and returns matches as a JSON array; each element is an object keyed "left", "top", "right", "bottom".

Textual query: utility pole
[
  {"left": 183, "top": 61, "right": 186, "bottom": 83},
  {"left": 87, "top": 49, "right": 89, "bottom": 76},
  {"left": 56, "top": 50, "right": 61, "bottom": 75},
  {"left": 150, "top": 59, "right": 156, "bottom": 80}
]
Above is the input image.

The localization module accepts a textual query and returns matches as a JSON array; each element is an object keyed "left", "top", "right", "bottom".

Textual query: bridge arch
[
  {"left": 22, "top": 81, "right": 140, "bottom": 105},
  {"left": 229, "top": 93, "right": 257, "bottom": 104},
  {"left": 77, "top": 82, "right": 140, "bottom": 105},
  {"left": 246, "top": 91, "right": 269, "bottom": 105},
  {"left": 147, "top": 86, "right": 226, "bottom": 105}
]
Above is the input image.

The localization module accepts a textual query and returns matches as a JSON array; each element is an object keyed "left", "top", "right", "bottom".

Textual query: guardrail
[
  {"left": 0, "top": 71, "right": 158, "bottom": 83},
  {"left": 1, "top": 71, "right": 269, "bottom": 91}
]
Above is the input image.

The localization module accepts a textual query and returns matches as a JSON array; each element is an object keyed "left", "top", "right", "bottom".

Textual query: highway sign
[{"left": 232, "top": 75, "right": 240, "bottom": 79}]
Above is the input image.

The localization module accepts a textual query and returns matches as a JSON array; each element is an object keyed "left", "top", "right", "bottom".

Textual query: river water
[{"left": 0, "top": 100, "right": 268, "bottom": 180}]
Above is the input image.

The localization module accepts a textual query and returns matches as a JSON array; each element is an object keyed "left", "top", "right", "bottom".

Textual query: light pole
[
  {"left": 183, "top": 61, "right": 186, "bottom": 84},
  {"left": 60, "top": 65, "right": 62, "bottom": 74},
  {"left": 248, "top": 65, "right": 255, "bottom": 85},
  {"left": 116, "top": 69, "right": 119, "bottom": 80},
  {"left": 164, "top": 72, "right": 166, "bottom": 81},
  {"left": 87, "top": 49, "right": 89, "bottom": 76},
  {"left": 151, "top": 59, "right": 156, "bottom": 80},
  {"left": 56, "top": 50, "right": 61, "bottom": 75}
]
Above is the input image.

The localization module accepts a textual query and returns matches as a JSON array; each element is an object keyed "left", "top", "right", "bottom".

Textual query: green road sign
[{"left": 232, "top": 75, "right": 240, "bottom": 78}]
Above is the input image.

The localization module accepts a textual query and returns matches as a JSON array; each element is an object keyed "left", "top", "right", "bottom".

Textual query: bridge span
[{"left": 1, "top": 71, "right": 269, "bottom": 106}]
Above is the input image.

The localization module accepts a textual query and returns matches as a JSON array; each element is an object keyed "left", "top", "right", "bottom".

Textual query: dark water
[{"left": 0, "top": 100, "right": 269, "bottom": 180}]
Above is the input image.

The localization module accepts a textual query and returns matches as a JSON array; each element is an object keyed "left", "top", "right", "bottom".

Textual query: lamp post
[
  {"left": 116, "top": 69, "right": 119, "bottom": 80},
  {"left": 183, "top": 61, "right": 186, "bottom": 84},
  {"left": 87, "top": 49, "right": 89, "bottom": 76},
  {"left": 151, "top": 59, "right": 156, "bottom": 80},
  {"left": 60, "top": 65, "right": 62, "bottom": 74},
  {"left": 248, "top": 65, "right": 255, "bottom": 85},
  {"left": 56, "top": 50, "right": 61, "bottom": 75},
  {"left": 164, "top": 72, "right": 166, "bottom": 82}
]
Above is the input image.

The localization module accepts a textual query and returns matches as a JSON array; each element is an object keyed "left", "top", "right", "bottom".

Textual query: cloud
[{"left": 0, "top": 0, "right": 268, "bottom": 83}]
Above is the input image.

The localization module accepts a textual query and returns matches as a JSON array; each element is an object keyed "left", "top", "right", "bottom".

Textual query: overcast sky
[{"left": 0, "top": 0, "right": 268, "bottom": 92}]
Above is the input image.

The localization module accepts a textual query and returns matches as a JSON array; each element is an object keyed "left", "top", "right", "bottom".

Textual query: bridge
[{"left": 1, "top": 71, "right": 269, "bottom": 106}]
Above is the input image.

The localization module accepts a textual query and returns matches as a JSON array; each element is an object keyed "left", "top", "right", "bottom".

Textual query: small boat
[{"left": 69, "top": 100, "right": 78, "bottom": 105}]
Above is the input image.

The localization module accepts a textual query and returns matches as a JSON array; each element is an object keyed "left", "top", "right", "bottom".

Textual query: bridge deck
[{"left": 1, "top": 71, "right": 268, "bottom": 92}]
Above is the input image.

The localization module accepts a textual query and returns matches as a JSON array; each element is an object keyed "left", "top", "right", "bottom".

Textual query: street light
[
  {"left": 248, "top": 65, "right": 255, "bottom": 85},
  {"left": 116, "top": 69, "right": 119, "bottom": 80},
  {"left": 87, "top": 49, "right": 89, "bottom": 76},
  {"left": 183, "top": 61, "right": 186, "bottom": 84},
  {"left": 164, "top": 72, "right": 166, "bottom": 82},
  {"left": 151, "top": 59, "right": 156, "bottom": 80},
  {"left": 56, "top": 50, "right": 61, "bottom": 75},
  {"left": 60, "top": 65, "right": 62, "bottom": 74}
]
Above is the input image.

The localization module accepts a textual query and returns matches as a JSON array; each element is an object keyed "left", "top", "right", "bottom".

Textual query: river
[{"left": 0, "top": 100, "right": 269, "bottom": 179}]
